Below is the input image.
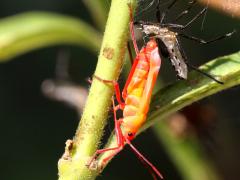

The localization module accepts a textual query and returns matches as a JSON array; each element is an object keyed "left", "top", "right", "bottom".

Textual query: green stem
[
  {"left": 153, "top": 120, "right": 221, "bottom": 180},
  {"left": 99, "top": 51, "right": 240, "bottom": 170},
  {"left": 0, "top": 12, "right": 102, "bottom": 62},
  {"left": 58, "top": 0, "right": 136, "bottom": 179}
]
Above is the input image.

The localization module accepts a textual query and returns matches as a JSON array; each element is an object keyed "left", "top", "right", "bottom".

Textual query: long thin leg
[
  {"left": 135, "top": 0, "right": 155, "bottom": 17},
  {"left": 128, "top": 3, "right": 139, "bottom": 54},
  {"left": 161, "top": 23, "right": 184, "bottom": 28},
  {"left": 159, "top": 0, "right": 179, "bottom": 23},
  {"left": 175, "top": 38, "right": 224, "bottom": 84},
  {"left": 173, "top": 0, "right": 197, "bottom": 22},
  {"left": 180, "top": 7, "right": 208, "bottom": 30},
  {"left": 127, "top": 42, "right": 134, "bottom": 65},
  {"left": 123, "top": 4, "right": 143, "bottom": 99},
  {"left": 178, "top": 30, "right": 236, "bottom": 44},
  {"left": 126, "top": 139, "right": 164, "bottom": 179},
  {"left": 93, "top": 75, "right": 125, "bottom": 108},
  {"left": 186, "top": 63, "right": 223, "bottom": 84},
  {"left": 88, "top": 98, "right": 125, "bottom": 169},
  {"left": 156, "top": 0, "right": 161, "bottom": 23}
]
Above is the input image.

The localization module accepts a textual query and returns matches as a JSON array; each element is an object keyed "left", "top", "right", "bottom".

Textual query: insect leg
[
  {"left": 93, "top": 75, "right": 125, "bottom": 108},
  {"left": 173, "top": 0, "right": 197, "bottom": 22},
  {"left": 157, "top": 0, "right": 179, "bottom": 23},
  {"left": 128, "top": 2, "right": 139, "bottom": 54},
  {"left": 186, "top": 63, "right": 224, "bottom": 84},
  {"left": 88, "top": 98, "right": 125, "bottom": 169},
  {"left": 126, "top": 139, "right": 164, "bottom": 179},
  {"left": 127, "top": 42, "right": 134, "bottom": 65},
  {"left": 175, "top": 38, "right": 224, "bottom": 84},
  {"left": 161, "top": 23, "right": 184, "bottom": 28},
  {"left": 178, "top": 30, "right": 236, "bottom": 44},
  {"left": 180, "top": 7, "right": 208, "bottom": 30}
]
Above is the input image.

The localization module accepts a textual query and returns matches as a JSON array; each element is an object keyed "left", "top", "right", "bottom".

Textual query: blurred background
[{"left": 0, "top": 0, "right": 239, "bottom": 179}]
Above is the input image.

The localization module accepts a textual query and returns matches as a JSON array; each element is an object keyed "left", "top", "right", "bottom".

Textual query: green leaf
[
  {"left": 0, "top": 12, "right": 102, "bottom": 62},
  {"left": 145, "top": 51, "right": 240, "bottom": 131}
]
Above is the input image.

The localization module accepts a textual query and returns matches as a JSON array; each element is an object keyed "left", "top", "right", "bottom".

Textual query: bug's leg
[
  {"left": 180, "top": 7, "right": 208, "bottom": 30},
  {"left": 137, "top": 0, "right": 155, "bottom": 16},
  {"left": 128, "top": 2, "right": 139, "bottom": 54},
  {"left": 127, "top": 42, "right": 134, "bottom": 65},
  {"left": 159, "top": 0, "right": 179, "bottom": 23},
  {"left": 156, "top": 0, "right": 161, "bottom": 22},
  {"left": 186, "top": 63, "right": 224, "bottom": 84},
  {"left": 176, "top": 38, "right": 224, "bottom": 84},
  {"left": 173, "top": 0, "right": 197, "bottom": 22},
  {"left": 178, "top": 30, "right": 236, "bottom": 44},
  {"left": 123, "top": 3, "right": 144, "bottom": 99},
  {"left": 88, "top": 98, "right": 125, "bottom": 169},
  {"left": 98, "top": 98, "right": 126, "bottom": 168},
  {"left": 93, "top": 75, "right": 125, "bottom": 108},
  {"left": 126, "top": 139, "right": 164, "bottom": 179}
]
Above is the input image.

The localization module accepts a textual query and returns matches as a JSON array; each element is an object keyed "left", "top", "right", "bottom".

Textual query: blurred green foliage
[{"left": 0, "top": 0, "right": 239, "bottom": 180}]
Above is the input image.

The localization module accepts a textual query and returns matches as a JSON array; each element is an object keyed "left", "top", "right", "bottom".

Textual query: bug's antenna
[
  {"left": 156, "top": 0, "right": 161, "bottom": 23},
  {"left": 173, "top": 0, "right": 197, "bottom": 22},
  {"left": 136, "top": 0, "right": 156, "bottom": 17},
  {"left": 178, "top": 30, "right": 236, "bottom": 44},
  {"left": 201, "top": 0, "right": 210, "bottom": 30},
  {"left": 180, "top": 7, "right": 208, "bottom": 30},
  {"left": 186, "top": 63, "right": 223, "bottom": 84},
  {"left": 160, "top": 0, "right": 178, "bottom": 24}
]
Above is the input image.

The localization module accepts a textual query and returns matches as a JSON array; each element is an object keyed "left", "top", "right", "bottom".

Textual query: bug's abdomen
[
  {"left": 122, "top": 49, "right": 150, "bottom": 133},
  {"left": 125, "top": 51, "right": 149, "bottom": 108},
  {"left": 122, "top": 39, "right": 161, "bottom": 136}
]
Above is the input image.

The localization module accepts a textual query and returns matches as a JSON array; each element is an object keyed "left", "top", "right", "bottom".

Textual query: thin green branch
[
  {"left": 0, "top": 12, "right": 102, "bottom": 62},
  {"left": 58, "top": 0, "right": 136, "bottom": 179},
  {"left": 98, "top": 51, "right": 240, "bottom": 171}
]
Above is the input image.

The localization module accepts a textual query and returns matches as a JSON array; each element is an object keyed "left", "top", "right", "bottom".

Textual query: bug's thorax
[
  {"left": 142, "top": 24, "right": 188, "bottom": 79},
  {"left": 142, "top": 25, "right": 177, "bottom": 44}
]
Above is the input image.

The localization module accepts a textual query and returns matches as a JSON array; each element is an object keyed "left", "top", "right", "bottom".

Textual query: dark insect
[{"left": 135, "top": 0, "right": 235, "bottom": 83}]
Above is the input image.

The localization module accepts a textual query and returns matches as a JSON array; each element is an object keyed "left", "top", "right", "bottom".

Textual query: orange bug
[{"left": 88, "top": 4, "right": 164, "bottom": 179}]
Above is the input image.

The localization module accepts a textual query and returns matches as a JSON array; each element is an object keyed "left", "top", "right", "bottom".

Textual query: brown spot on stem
[{"left": 103, "top": 47, "right": 114, "bottom": 60}]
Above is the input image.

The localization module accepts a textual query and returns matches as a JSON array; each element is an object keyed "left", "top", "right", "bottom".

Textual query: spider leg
[{"left": 178, "top": 30, "right": 236, "bottom": 44}]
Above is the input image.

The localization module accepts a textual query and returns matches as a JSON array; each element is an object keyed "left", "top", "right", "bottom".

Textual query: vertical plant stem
[{"left": 58, "top": 0, "right": 136, "bottom": 179}]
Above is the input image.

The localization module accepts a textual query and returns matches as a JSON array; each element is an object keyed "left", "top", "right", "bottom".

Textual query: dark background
[{"left": 0, "top": 0, "right": 239, "bottom": 180}]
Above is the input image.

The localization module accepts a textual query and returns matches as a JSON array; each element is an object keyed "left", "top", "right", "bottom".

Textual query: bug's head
[
  {"left": 125, "top": 131, "right": 136, "bottom": 141},
  {"left": 134, "top": 21, "right": 144, "bottom": 29}
]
